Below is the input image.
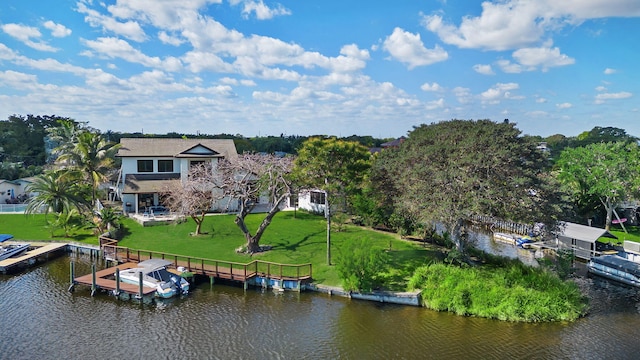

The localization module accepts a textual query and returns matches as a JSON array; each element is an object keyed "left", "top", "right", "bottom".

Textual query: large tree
[
  {"left": 216, "top": 153, "right": 293, "bottom": 254},
  {"left": 56, "top": 130, "right": 121, "bottom": 207},
  {"left": 163, "top": 163, "right": 223, "bottom": 236},
  {"left": 292, "top": 137, "right": 372, "bottom": 264},
  {"left": 373, "top": 120, "right": 571, "bottom": 258},
  {"left": 25, "top": 169, "right": 89, "bottom": 216},
  {"left": 556, "top": 141, "right": 640, "bottom": 230}
]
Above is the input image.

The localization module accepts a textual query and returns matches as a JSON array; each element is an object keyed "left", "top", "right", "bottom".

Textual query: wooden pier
[
  {"left": 71, "top": 262, "right": 158, "bottom": 298},
  {"left": 0, "top": 242, "right": 68, "bottom": 274},
  {"left": 99, "top": 236, "right": 313, "bottom": 292}
]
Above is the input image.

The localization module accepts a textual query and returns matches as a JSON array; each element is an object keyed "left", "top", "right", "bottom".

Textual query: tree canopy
[
  {"left": 217, "top": 153, "right": 294, "bottom": 253},
  {"left": 556, "top": 141, "right": 640, "bottom": 230},
  {"left": 292, "top": 137, "right": 372, "bottom": 264},
  {"left": 371, "top": 119, "right": 571, "bottom": 255}
]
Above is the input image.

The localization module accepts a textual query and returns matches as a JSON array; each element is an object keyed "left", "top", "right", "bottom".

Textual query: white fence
[{"left": 0, "top": 204, "right": 46, "bottom": 213}]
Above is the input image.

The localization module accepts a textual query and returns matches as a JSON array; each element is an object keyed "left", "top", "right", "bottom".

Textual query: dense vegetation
[{"left": 408, "top": 262, "right": 588, "bottom": 322}]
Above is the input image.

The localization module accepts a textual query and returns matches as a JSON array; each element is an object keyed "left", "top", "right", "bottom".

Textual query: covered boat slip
[{"left": 555, "top": 222, "right": 618, "bottom": 260}]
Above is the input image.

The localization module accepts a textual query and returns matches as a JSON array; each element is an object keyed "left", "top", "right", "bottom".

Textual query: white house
[
  {"left": 0, "top": 178, "right": 33, "bottom": 204},
  {"left": 297, "top": 189, "right": 327, "bottom": 214},
  {"left": 115, "top": 138, "right": 239, "bottom": 214}
]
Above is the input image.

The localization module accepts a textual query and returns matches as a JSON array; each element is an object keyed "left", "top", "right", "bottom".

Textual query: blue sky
[{"left": 1, "top": 0, "right": 639, "bottom": 138}]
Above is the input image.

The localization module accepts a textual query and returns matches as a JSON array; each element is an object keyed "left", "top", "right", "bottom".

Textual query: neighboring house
[
  {"left": 115, "top": 138, "right": 239, "bottom": 214},
  {"left": 0, "top": 178, "right": 33, "bottom": 204},
  {"left": 298, "top": 190, "right": 326, "bottom": 214}
]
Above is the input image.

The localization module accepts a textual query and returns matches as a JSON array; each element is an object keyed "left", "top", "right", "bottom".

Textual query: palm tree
[
  {"left": 25, "top": 169, "right": 88, "bottom": 216},
  {"left": 93, "top": 207, "right": 122, "bottom": 235},
  {"left": 56, "top": 131, "right": 121, "bottom": 208}
]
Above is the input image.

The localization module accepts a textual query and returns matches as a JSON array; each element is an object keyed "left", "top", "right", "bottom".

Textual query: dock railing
[{"left": 99, "top": 236, "right": 312, "bottom": 282}]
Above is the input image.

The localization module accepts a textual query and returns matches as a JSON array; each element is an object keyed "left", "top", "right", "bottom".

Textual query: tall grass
[{"left": 408, "top": 262, "right": 588, "bottom": 322}]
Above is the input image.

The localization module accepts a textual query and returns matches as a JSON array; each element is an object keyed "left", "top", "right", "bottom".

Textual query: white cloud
[
  {"left": 535, "top": 97, "right": 547, "bottom": 103},
  {"left": 43, "top": 21, "right": 72, "bottom": 37},
  {"left": 423, "top": 1, "right": 640, "bottom": 51},
  {"left": 77, "top": 1, "right": 147, "bottom": 42},
  {"left": 480, "top": 83, "right": 521, "bottom": 104},
  {"left": 556, "top": 102, "right": 572, "bottom": 109},
  {"left": 452, "top": 86, "right": 472, "bottom": 104},
  {"left": 496, "top": 59, "right": 524, "bottom": 73},
  {"left": 422, "top": 3, "right": 545, "bottom": 51},
  {"left": 473, "top": 64, "right": 494, "bottom": 75},
  {"left": 512, "top": 46, "right": 575, "bottom": 71},
  {"left": 595, "top": 86, "right": 607, "bottom": 92},
  {"left": 235, "top": 0, "right": 292, "bottom": 20},
  {"left": 158, "top": 31, "right": 184, "bottom": 46},
  {"left": 595, "top": 91, "right": 633, "bottom": 104},
  {"left": 1, "top": 23, "right": 58, "bottom": 52},
  {"left": 421, "top": 82, "right": 443, "bottom": 91},
  {"left": 604, "top": 68, "right": 617, "bottom": 75},
  {"left": 383, "top": 27, "right": 448, "bottom": 69},
  {"left": 82, "top": 37, "right": 183, "bottom": 72}
]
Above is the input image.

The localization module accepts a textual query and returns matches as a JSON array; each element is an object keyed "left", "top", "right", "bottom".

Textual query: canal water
[{"left": 2, "top": 253, "right": 640, "bottom": 359}]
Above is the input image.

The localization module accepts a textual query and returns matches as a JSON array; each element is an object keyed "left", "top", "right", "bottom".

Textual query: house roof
[
  {"left": 116, "top": 138, "right": 238, "bottom": 160},
  {"left": 122, "top": 173, "right": 180, "bottom": 194},
  {"left": 381, "top": 137, "right": 406, "bottom": 148},
  {"left": 556, "top": 222, "right": 618, "bottom": 243}
]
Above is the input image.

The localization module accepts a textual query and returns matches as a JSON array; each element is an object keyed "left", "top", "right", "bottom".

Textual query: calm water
[{"left": 2, "top": 253, "right": 640, "bottom": 360}]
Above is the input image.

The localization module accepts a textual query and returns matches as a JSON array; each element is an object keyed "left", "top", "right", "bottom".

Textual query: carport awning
[
  {"left": 556, "top": 222, "right": 618, "bottom": 243},
  {"left": 122, "top": 173, "right": 180, "bottom": 194}
]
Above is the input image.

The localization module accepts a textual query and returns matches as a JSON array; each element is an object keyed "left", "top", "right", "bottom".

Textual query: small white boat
[
  {"left": 587, "top": 255, "right": 640, "bottom": 287},
  {"left": 0, "top": 234, "right": 30, "bottom": 261},
  {"left": 118, "top": 259, "right": 189, "bottom": 298},
  {"left": 493, "top": 232, "right": 518, "bottom": 244}
]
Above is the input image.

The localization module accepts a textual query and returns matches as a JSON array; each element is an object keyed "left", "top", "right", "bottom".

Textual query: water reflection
[{"left": 1, "top": 252, "right": 640, "bottom": 359}]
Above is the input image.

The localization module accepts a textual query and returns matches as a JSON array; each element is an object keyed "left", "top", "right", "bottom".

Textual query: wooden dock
[
  {"left": 0, "top": 242, "right": 68, "bottom": 274},
  {"left": 72, "top": 262, "right": 157, "bottom": 297}
]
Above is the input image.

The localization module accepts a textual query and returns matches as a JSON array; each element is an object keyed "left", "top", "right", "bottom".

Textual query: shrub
[
  {"left": 335, "top": 238, "right": 389, "bottom": 292},
  {"left": 408, "top": 262, "right": 588, "bottom": 322}
]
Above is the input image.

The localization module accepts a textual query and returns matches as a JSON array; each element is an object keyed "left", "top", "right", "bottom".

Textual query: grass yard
[
  {"left": 608, "top": 225, "right": 640, "bottom": 244},
  {"left": 1, "top": 211, "right": 437, "bottom": 288},
  {"left": 0, "top": 213, "right": 96, "bottom": 243}
]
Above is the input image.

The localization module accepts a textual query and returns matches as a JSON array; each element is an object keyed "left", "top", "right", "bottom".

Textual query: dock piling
[
  {"left": 68, "top": 261, "right": 75, "bottom": 292},
  {"left": 91, "top": 263, "right": 97, "bottom": 297},
  {"left": 137, "top": 271, "right": 143, "bottom": 299},
  {"left": 114, "top": 268, "right": 120, "bottom": 296}
]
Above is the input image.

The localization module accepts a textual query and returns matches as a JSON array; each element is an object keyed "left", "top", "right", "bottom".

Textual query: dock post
[
  {"left": 137, "top": 271, "right": 144, "bottom": 299},
  {"left": 243, "top": 281, "right": 248, "bottom": 291},
  {"left": 91, "top": 263, "right": 97, "bottom": 297},
  {"left": 114, "top": 268, "right": 121, "bottom": 296},
  {"left": 68, "top": 261, "right": 75, "bottom": 292},
  {"left": 209, "top": 276, "right": 215, "bottom": 287}
]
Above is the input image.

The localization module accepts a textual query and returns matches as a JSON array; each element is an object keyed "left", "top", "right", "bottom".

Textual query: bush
[
  {"left": 335, "top": 238, "right": 389, "bottom": 292},
  {"left": 408, "top": 262, "right": 588, "bottom": 322}
]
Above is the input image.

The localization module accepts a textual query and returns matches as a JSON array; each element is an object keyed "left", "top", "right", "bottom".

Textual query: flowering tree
[
  {"left": 217, "top": 154, "right": 293, "bottom": 253},
  {"left": 162, "top": 163, "right": 222, "bottom": 235}
]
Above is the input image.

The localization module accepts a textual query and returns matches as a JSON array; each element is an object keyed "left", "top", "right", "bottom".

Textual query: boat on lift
[{"left": 118, "top": 259, "right": 189, "bottom": 298}]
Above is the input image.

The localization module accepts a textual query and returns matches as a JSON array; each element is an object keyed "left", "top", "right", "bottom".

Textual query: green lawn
[
  {"left": 0, "top": 211, "right": 436, "bottom": 288},
  {"left": 608, "top": 225, "right": 640, "bottom": 243},
  {"left": 0, "top": 213, "right": 96, "bottom": 243}
]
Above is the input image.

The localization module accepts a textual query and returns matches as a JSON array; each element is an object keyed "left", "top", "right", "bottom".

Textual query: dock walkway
[
  {"left": 0, "top": 242, "right": 68, "bottom": 274},
  {"left": 73, "top": 262, "right": 157, "bottom": 297}
]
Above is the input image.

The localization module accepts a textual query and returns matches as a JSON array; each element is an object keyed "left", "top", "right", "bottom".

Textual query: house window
[
  {"left": 158, "top": 160, "right": 174, "bottom": 172},
  {"left": 190, "top": 160, "right": 205, "bottom": 168},
  {"left": 137, "top": 160, "right": 153, "bottom": 173},
  {"left": 310, "top": 191, "right": 325, "bottom": 205}
]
